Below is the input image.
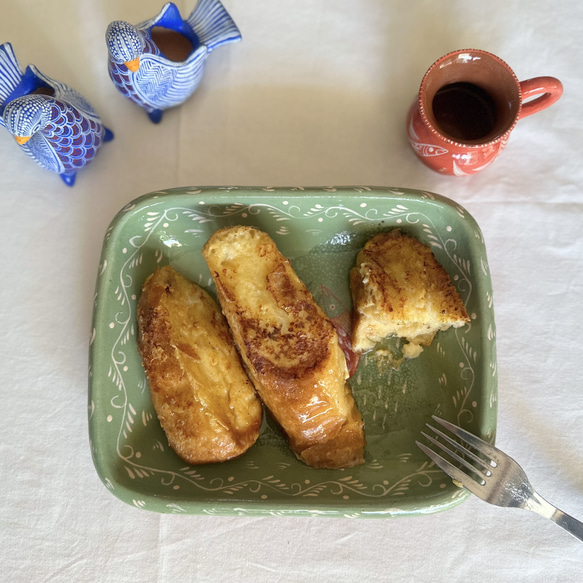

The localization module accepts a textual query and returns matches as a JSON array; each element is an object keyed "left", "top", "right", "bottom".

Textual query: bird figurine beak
[
  {"left": 124, "top": 58, "right": 140, "bottom": 72},
  {"left": 15, "top": 135, "right": 31, "bottom": 145}
]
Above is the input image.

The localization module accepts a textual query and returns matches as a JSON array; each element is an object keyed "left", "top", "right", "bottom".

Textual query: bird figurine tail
[
  {"left": 187, "top": 0, "right": 242, "bottom": 52},
  {"left": 0, "top": 43, "right": 23, "bottom": 122}
]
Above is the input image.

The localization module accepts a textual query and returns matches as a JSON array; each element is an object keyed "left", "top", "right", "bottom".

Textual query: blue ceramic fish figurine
[
  {"left": 0, "top": 43, "right": 113, "bottom": 187},
  {"left": 106, "top": 0, "right": 241, "bottom": 123}
]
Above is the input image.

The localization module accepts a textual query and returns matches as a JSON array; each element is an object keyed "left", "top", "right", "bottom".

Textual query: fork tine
[
  {"left": 421, "top": 430, "right": 490, "bottom": 483},
  {"left": 416, "top": 441, "right": 486, "bottom": 498},
  {"left": 424, "top": 424, "right": 494, "bottom": 474},
  {"left": 432, "top": 416, "right": 500, "bottom": 462}
]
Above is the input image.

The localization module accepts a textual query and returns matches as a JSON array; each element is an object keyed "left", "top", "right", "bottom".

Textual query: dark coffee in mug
[{"left": 432, "top": 82, "right": 498, "bottom": 142}]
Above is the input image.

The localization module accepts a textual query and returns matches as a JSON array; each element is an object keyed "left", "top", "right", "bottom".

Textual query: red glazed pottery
[{"left": 407, "top": 49, "right": 563, "bottom": 176}]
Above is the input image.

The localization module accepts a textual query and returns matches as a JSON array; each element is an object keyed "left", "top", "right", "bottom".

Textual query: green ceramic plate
[{"left": 88, "top": 186, "right": 497, "bottom": 517}]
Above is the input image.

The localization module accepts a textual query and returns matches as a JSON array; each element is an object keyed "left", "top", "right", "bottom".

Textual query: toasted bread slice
[
  {"left": 202, "top": 226, "right": 365, "bottom": 469},
  {"left": 350, "top": 230, "right": 470, "bottom": 355},
  {"left": 137, "top": 266, "right": 262, "bottom": 464}
]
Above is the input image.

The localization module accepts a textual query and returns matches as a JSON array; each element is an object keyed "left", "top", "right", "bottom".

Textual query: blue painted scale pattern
[
  {"left": 106, "top": 0, "right": 241, "bottom": 120},
  {"left": 18, "top": 98, "right": 107, "bottom": 175}
]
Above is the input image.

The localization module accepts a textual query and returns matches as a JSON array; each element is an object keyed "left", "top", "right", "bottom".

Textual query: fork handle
[
  {"left": 529, "top": 492, "right": 583, "bottom": 542},
  {"left": 549, "top": 508, "right": 583, "bottom": 543}
]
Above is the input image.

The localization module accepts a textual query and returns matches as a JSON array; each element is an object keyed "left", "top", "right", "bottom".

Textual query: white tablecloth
[{"left": 1, "top": 1, "right": 582, "bottom": 581}]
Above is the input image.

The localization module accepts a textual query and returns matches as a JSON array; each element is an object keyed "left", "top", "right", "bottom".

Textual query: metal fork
[{"left": 416, "top": 416, "right": 583, "bottom": 542}]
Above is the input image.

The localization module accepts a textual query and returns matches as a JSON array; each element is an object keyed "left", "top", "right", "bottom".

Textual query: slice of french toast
[
  {"left": 137, "top": 265, "right": 262, "bottom": 464},
  {"left": 202, "top": 226, "right": 365, "bottom": 469},
  {"left": 350, "top": 229, "right": 470, "bottom": 356}
]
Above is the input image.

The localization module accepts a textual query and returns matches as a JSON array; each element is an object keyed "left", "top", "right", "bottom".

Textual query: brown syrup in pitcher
[
  {"left": 432, "top": 82, "right": 498, "bottom": 142},
  {"left": 32, "top": 87, "right": 55, "bottom": 96},
  {"left": 151, "top": 27, "right": 194, "bottom": 62}
]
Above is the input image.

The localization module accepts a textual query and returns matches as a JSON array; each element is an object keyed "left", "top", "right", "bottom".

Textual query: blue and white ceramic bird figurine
[
  {"left": 0, "top": 43, "right": 113, "bottom": 187},
  {"left": 106, "top": 0, "right": 241, "bottom": 123}
]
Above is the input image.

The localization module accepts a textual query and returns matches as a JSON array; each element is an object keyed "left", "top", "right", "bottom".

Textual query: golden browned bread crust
[
  {"left": 137, "top": 265, "right": 262, "bottom": 465},
  {"left": 202, "top": 226, "right": 365, "bottom": 469},
  {"left": 351, "top": 230, "right": 470, "bottom": 355}
]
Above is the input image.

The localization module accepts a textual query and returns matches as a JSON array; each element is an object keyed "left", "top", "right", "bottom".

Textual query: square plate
[{"left": 88, "top": 186, "right": 497, "bottom": 517}]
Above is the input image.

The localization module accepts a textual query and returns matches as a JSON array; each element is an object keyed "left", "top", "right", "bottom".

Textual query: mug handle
[{"left": 519, "top": 76, "right": 563, "bottom": 119}]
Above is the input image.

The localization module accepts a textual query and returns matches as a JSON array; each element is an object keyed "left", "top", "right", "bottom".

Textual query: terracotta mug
[{"left": 407, "top": 49, "right": 563, "bottom": 176}]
